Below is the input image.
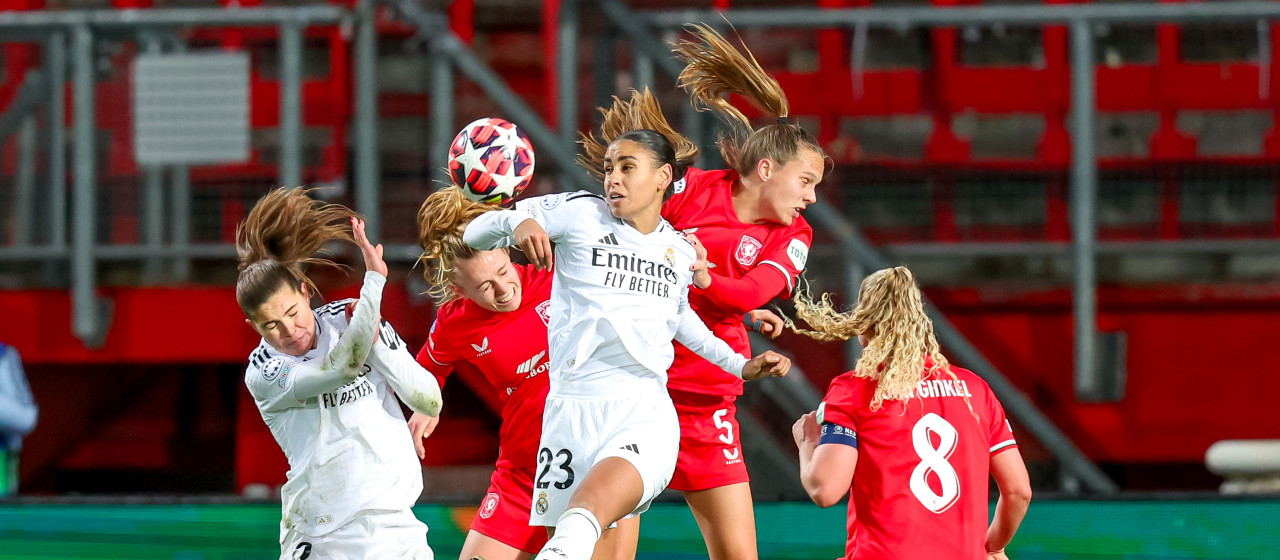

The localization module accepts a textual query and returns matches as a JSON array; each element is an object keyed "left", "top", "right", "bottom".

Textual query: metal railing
[
  {"left": 615, "top": 3, "right": 1280, "bottom": 432},
  {"left": 0, "top": 5, "right": 363, "bottom": 347},
  {"left": 6, "top": 1, "right": 1279, "bottom": 493},
  {"left": 0, "top": 1, "right": 624, "bottom": 347},
  {"left": 577, "top": 0, "right": 1280, "bottom": 493}
]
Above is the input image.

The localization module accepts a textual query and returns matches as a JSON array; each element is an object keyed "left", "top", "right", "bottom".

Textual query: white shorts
[
  {"left": 279, "top": 509, "right": 433, "bottom": 560},
  {"left": 529, "top": 380, "right": 680, "bottom": 527}
]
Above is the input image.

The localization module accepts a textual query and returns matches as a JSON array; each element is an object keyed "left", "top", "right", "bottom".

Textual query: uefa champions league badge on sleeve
[
  {"left": 261, "top": 358, "right": 294, "bottom": 389},
  {"left": 541, "top": 193, "right": 565, "bottom": 210},
  {"left": 536, "top": 491, "right": 550, "bottom": 515},
  {"left": 263, "top": 358, "right": 286, "bottom": 381}
]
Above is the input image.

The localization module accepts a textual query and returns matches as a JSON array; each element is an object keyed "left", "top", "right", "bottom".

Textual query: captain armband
[{"left": 819, "top": 422, "right": 858, "bottom": 448}]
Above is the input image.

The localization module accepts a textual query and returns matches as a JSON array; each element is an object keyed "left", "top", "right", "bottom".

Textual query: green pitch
[{"left": 0, "top": 499, "right": 1275, "bottom": 559}]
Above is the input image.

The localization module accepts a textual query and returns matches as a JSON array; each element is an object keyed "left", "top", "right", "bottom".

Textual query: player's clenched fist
[
  {"left": 514, "top": 218, "right": 553, "bottom": 270},
  {"left": 741, "top": 350, "right": 791, "bottom": 381},
  {"left": 791, "top": 411, "right": 820, "bottom": 449}
]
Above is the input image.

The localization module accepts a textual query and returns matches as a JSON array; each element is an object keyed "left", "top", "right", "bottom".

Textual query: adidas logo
[
  {"left": 598, "top": 233, "right": 619, "bottom": 245},
  {"left": 618, "top": 443, "right": 640, "bottom": 454}
]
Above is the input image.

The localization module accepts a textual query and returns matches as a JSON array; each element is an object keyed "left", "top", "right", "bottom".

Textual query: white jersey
[
  {"left": 245, "top": 273, "right": 436, "bottom": 538},
  {"left": 464, "top": 191, "right": 748, "bottom": 392}
]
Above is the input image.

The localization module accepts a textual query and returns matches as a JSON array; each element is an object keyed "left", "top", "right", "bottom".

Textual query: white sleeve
[
  {"left": 462, "top": 191, "right": 596, "bottom": 249},
  {"left": 246, "top": 355, "right": 307, "bottom": 412},
  {"left": 462, "top": 208, "right": 529, "bottom": 250},
  {"left": 673, "top": 293, "right": 749, "bottom": 378},
  {"left": 0, "top": 347, "right": 37, "bottom": 436},
  {"left": 367, "top": 319, "right": 444, "bottom": 417},
  {"left": 246, "top": 271, "right": 386, "bottom": 412}
]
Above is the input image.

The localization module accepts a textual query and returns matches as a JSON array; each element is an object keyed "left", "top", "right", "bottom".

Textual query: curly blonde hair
[
  {"left": 788, "top": 267, "right": 956, "bottom": 412},
  {"left": 235, "top": 187, "right": 358, "bottom": 316},
  {"left": 416, "top": 186, "right": 499, "bottom": 305},
  {"left": 578, "top": 87, "right": 699, "bottom": 180}
]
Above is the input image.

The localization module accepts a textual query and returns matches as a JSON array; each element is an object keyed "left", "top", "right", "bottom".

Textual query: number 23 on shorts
[{"left": 535, "top": 447, "right": 575, "bottom": 490}]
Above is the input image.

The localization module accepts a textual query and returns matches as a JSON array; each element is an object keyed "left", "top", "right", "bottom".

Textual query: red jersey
[
  {"left": 661, "top": 167, "right": 813, "bottom": 396},
  {"left": 819, "top": 365, "right": 1018, "bottom": 560},
  {"left": 415, "top": 264, "right": 554, "bottom": 473}
]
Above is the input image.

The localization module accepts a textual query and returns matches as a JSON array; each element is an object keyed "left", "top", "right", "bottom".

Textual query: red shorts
[
  {"left": 668, "top": 389, "right": 750, "bottom": 492},
  {"left": 468, "top": 466, "right": 548, "bottom": 554}
]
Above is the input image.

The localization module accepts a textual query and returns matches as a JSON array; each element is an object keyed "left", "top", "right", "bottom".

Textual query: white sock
[{"left": 534, "top": 508, "right": 603, "bottom": 560}]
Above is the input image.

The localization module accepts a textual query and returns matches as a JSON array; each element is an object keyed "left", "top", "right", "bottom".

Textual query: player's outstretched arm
[
  {"left": 287, "top": 219, "right": 386, "bottom": 401},
  {"left": 368, "top": 321, "right": 443, "bottom": 419},
  {"left": 740, "top": 350, "right": 791, "bottom": 381},
  {"left": 674, "top": 298, "right": 750, "bottom": 376},
  {"left": 793, "top": 411, "right": 857, "bottom": 508},
  {"left": 986, "top": 448, "right": 1032, "bottom": 556},
  {"left": 461, "top": 207, "right": 524, "bottom": 249},
  {"left": 461, "top": 209, "right": 554, "bottom": 269}
]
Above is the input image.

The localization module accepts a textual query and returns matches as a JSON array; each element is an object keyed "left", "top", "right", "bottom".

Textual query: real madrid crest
[
  {"left": 536, "top": 491, "right": 549, "bottom": 515},
  {"left": 664, "top": 247, "right": 675, "bottom": 268}
]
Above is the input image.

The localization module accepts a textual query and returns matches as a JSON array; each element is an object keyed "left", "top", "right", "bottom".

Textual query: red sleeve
[
  {"left": 661, "top": 167, "right": 704, "bottom": 219},
  {"left": 986, "top": 386, "right": 1019, "bottom": 457},
  {"left": 817, "top": 373, "right": 859, "bottom": 432},
  {"left": 414, "top": 318, "right": 457, "bottom": 390},
  {"left": 696, "top": 266, "right": 790, "bottom": 316},
  {"left": 756, "top": 225, "right": 813, "bottom": 298}
]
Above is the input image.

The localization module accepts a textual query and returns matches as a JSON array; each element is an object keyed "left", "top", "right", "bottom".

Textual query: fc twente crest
[{"left": 735, "top": 235, "right": 763, "bottom": 267}]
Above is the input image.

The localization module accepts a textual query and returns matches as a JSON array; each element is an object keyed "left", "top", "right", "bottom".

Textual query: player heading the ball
[{"left": 462, "top": 130, "right": 792, "bottom": 560}]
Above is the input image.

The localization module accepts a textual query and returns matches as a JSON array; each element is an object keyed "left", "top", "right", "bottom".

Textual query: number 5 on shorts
[
  {"left": 535, "top": 447, "right": 575, "bottom": 490},
  {"left": 713, "top": 408, "right": 734, "bottom": 444}
]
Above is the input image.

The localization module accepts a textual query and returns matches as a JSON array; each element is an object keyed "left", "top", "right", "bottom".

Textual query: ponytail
[
  {"left": 672, "top": 24, "right": 828, "bottom": 178},
  {"left": 416, "top": 186, "right": 496, "bottom": 304},
  {"left": 787, "top": 267, "right": 954, "bottom": 412},
  {"left": 579, "top": 87, "right": 699, "bottom": 180},
  {"left": 235, "top": 187, "right": 358, "bottom": 316}
]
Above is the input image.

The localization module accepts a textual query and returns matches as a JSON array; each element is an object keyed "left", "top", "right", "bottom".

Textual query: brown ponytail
[
  {"left": 235, "top": 187, "right": 358, "bottom": 316},
  {"left": 672, "top": 24, "right": 828, "bottom": 177},
  {"left": 579, "top": 87, "right": 699, "bottom": 180}
]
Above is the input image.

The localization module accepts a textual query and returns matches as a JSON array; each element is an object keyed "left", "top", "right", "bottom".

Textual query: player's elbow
[
  {"left": 801, "top": 472, "right": 847, "bottom": 508},
  {"left": 807, "top": 484, "right": 846, "bottom": 508},
  {"left": 1005, "top": 482, "right": 1033, "bottom": 508}
]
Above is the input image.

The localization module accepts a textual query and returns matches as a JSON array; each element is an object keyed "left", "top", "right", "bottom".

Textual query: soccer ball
[{"left": 448, "top": 117, "right": 536, "bottom": 205}]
